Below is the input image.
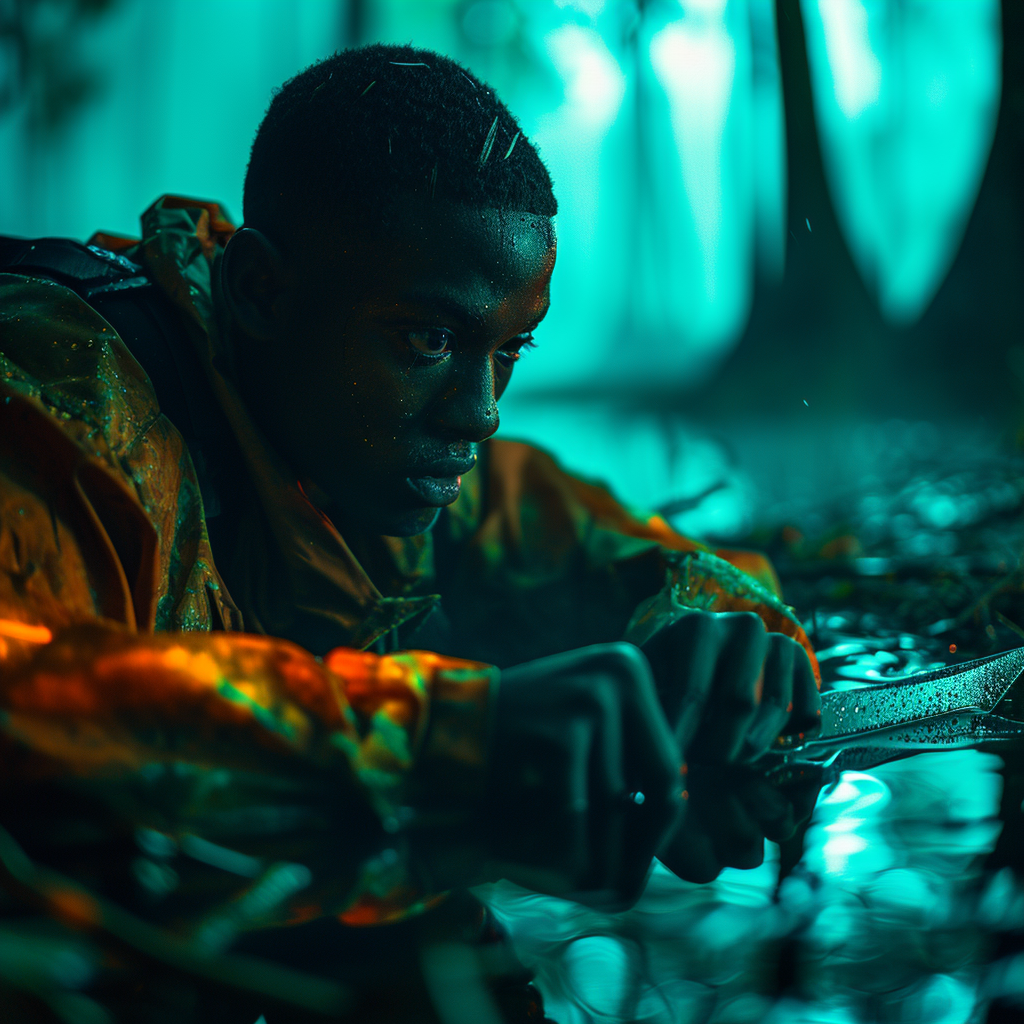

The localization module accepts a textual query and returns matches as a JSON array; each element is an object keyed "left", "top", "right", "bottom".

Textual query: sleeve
[
  {"left": 0, "top": 622, "right": 494, "bottom": 933},
  {"left": 442, "top": 438, "right": 819, "bottom": 682},
  {"left": 0, "top": 274, "right": 497, "bottom": 944}
]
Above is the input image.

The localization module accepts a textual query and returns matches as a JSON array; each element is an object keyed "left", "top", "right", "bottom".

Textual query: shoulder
[
  {"left": 482, "top": 436, "right": 575, "bottom": 498},
  {"left": 0, "top": 270, "right": 194, "bottom": 554},
  {"left": 0, "top": 271, "right": 162, "bottom": 464},
  {"left": 0, "top": 271, "right": 231, "bottom": 633},
  {"left": 481, "top": 436, "right": 679, "bottom": 539}
]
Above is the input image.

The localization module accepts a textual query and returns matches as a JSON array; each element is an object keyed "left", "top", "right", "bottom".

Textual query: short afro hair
[{"left": 243, "top": 43, "right": 557, "bottom": 246}]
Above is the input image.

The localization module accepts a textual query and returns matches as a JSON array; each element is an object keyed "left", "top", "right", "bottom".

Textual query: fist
[
  {"left": 659, "top": 763, "right": 823, "bottom": 883},
  {"left": 480, "top": 643, "right": 683, "bottom": 910},
  {"left": 640, "top": 611, "right": 820, "bottom": 765}
]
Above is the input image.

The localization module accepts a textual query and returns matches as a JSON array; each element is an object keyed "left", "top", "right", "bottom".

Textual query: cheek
[
  {"left": 323, "top": 356, "right": 437, "bottom": 453},
  {"left": 288, "top": 315, "right": 442, "bottom": 452},
  {"left": 493, "top": 365, "right": 513, "bottom": 403},
  {"left": 296, "top": 331, "right": 393, "bottom": 419}
]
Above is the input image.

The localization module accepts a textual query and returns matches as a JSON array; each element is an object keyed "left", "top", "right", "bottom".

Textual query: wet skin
[{"left": 222, "top": 197, "right": 556, "bottom": 537}]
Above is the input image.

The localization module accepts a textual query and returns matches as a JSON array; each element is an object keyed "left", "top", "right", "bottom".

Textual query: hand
[
  {"left": 478, "top": 643, "right": 683, "bottom": 910},
  {"left": 640, "top": 612, "right": 820, "bottom": 765},
  {"left": 658, "top": 763, "right": 823, "bottom": 883}
]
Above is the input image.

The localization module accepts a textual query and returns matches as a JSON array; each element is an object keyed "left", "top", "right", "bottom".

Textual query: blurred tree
[
  {"left": 0, "top": 0, "right": 120, "bottom": 141},
  {"left": 801, "top": 0, "right": 1002, "bottom": 325}
]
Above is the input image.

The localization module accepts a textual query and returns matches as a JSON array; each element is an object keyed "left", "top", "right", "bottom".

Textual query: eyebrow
[
  {"left": 388, "top": 294, "right": 485, "bottom": 326},
  {"left": 385, "top": 293, "right": 550, "bottom": 331}
]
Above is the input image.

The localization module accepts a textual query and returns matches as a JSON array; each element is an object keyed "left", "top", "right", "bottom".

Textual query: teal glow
[
  {"left": 367, "top": 0, "right": 790, "bottom": 391},
  {"left": 0, "top": 6, "right": 1021, "bottom": 1023},
  {"left": 2, "top": 0, "right": 999, "bottom": 398},
  {"left": 476, "top": 747, "right": 1008, "bottom": 1023},
  {"left": 0, "top": 0, "right": 343, "bottom": 240}
]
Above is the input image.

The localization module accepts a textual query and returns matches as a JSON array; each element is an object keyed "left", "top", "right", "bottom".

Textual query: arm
[
  {"left": 1, "top": 618, "right": 493, "bottom": 933},
  {"left": 0, "top": 275, "right": 493, "bottom": 932},
  {"left": 441, "top": 439, "right": 823, "bottom": 881},
  {"left": 443, "top": 437, "right": 817, "bottom": 675}
]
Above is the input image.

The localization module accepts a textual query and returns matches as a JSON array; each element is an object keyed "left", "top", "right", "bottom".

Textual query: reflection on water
[{"left": 476, "top": 635, "right": 1024, "bottom": 1024}]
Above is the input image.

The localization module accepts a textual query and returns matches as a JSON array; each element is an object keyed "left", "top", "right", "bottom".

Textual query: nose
[{"left": 431, "top": 353, "right": 500, "bottom": 442}]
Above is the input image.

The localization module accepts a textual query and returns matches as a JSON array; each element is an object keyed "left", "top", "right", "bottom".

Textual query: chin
[
  {"left": 319, "top": 482, "right": 443, "bottom": 538},
  {"left": 378, "top": 506, "right": 442, "bottom": 537}
]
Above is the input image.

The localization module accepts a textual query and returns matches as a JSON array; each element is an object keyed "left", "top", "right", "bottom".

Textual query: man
[{"left": 0, "top": 43, "right": 819, "bottom": 1020}]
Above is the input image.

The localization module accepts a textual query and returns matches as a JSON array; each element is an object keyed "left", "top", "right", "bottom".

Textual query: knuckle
[
  {"left": 773, "top": 633, "right": 803, "bottom": 653},
  {"left": 606, "top": 640, "right": 648, "bottom": 667},
  {"left": 675, "top": 610, "right": 716, "bottom": 637},
  {"left": 596, "top": 642, "right": 652, "bottom": 686},
  {"left": 661, "top": 612, "right": 719, "bottom": 649},
  {"left": 731, "top": 611, "right": 768, "bottom": 639},
  {"left": 721, "top": 610, "right": 760, "bottom": 625}
]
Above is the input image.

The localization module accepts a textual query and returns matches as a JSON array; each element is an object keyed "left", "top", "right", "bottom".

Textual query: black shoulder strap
[
  {"left": 0, "top": 234, "right": 150, "bottom": 299},
  {"left": 0, "top": 234, "right": 228, "bottom": 518}
]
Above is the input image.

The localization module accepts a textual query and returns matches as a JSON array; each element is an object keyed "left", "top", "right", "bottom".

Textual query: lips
[
  {"left": 404, "top": 456, "right": 477, "bottom": 508},
  {"left": 405, "top": 474, "right": 463, "bottom": 506}
]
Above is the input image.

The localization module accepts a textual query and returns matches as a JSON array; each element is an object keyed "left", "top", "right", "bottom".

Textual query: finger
[
  {"left": 657, "top": 808, "right": 722, "bottom": 884},
  {"left": 689, "top": 613, "right": 769, "bottom": 764},
  {"left": 606, "top": 644, "right": 683, "bottom": 904},
  {"left": 644, "top": 615, "right": 721, "bottom": 752},
  {"left": 735, "top": 776, "right": 797, "bottom": 844},
  {"left": 708, "top": 792, "right": 764, "bottom": 870},
  {"left": 734, "top": 768, "right": 823, "bottom": 845},
  {"left": 783, "top": 773, "right": 824, "bottom": 830},
  {"left": 566, "top": 716, "right": 599, "bottom": 884},
  {"left": 741, "top": 634, "right": 796, "bottom": 760},
  {"left": 784, "top": 643, "right": 821, "bottom": 736},
  {"left": 581, "top": 663, "right": 626, "bottom": 895},
  {"left": 487, "top": 719, "right": 593, "bottom": 891}
]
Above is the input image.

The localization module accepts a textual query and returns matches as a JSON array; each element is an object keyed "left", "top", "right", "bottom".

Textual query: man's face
[{"left": 243, "top": 198, "right": 555, "bottom": 536}]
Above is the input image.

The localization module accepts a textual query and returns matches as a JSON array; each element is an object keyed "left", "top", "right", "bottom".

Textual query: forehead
[{"left": 317, "top": 198, "right": 556, "bottom": 303}]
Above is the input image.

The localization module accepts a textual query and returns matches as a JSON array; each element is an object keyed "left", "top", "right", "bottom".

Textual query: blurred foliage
[
  {"left": 0, "top": 0, "right": 120, "bottom": 140},
  {"left": 754, "top": 454, "right": 1024, "bottom": 663}
]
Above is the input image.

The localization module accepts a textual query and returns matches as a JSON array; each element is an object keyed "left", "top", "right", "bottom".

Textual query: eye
[
  {"left": 406, "top": 327, "right": 455, "bottom": 361},
  {"left": 495, "top": 333, "right": 537, "bottom": 368}
]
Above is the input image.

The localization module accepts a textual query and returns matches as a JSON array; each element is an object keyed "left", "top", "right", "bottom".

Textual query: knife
[{"left": 761, "top": 645, "right": 1024, "bottom": 777}]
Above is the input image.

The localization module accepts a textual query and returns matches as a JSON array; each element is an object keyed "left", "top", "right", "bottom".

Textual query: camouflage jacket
[{"left": 0, "top": 197, "right": 815, "bottom": 965}]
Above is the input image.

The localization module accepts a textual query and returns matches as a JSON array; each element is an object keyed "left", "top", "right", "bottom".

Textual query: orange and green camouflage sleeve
[
  {"left": 0, "top": 623, "right": 493, "bottom": 932},
  {"left": 0, "top": 271, "right": 496, "bottom": 941}
]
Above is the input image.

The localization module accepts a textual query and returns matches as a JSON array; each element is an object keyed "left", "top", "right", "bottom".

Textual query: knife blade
[{"left": 764, "top": 645, "right": 1024, "bottom": 772}]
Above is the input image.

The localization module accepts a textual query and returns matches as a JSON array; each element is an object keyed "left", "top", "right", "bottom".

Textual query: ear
[{"left": 220, "top": 228, "right": 292, "bottom": 342}]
